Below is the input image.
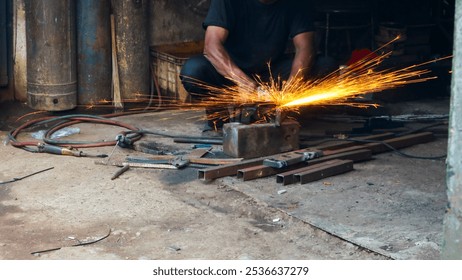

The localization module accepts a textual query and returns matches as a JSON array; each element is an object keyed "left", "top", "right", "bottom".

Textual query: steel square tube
[{"left": 295, "top": 160, "right": 354, "bottom": 184}]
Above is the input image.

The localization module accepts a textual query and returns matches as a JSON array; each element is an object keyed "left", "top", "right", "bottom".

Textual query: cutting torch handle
[{"left": 37, "top": 143, "right": 83, "bottom": 157}]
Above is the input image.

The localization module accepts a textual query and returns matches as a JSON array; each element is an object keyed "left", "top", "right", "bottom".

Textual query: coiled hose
[{"left": 8, "top": 114, "right": 143, "bottom": 153}]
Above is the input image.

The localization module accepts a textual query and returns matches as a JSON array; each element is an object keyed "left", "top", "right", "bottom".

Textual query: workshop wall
[{"left": 149, "top": 0, "right": 209, "bottom": 46}]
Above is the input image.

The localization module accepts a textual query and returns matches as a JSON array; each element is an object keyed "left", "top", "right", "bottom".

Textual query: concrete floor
[{"left": 0, "top": 96, "right": 450, "bottom": 260}]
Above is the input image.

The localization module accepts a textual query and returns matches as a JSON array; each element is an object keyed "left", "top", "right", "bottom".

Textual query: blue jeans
[{"left": 180, "top": 54, "right": 293, "bottom": 97}]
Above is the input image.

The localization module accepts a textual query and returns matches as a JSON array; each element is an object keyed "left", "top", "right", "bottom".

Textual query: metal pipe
[
  {"left": 25, "top": 0, "right": 77, "bottom": 111},
  {"left": 76, "top": 0, "right": 112, "bottom": 106},
  {"left": 0, "top": 0, "right": 8, "bottom": 87},
  {"left": 112, "top": 0, "right": 149, "bottom": 102},
  {"left": 173, "top": 137, "right": 223, "bottom": 145}
]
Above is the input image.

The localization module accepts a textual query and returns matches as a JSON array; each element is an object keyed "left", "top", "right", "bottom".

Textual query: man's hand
[{"left": 204, "top": 26, "right": 257, "bottom": 91}]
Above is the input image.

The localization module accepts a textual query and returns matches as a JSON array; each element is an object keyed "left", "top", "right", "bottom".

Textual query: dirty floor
[{"left": 0, "top": 97, "right": 450, "bottom": 260}]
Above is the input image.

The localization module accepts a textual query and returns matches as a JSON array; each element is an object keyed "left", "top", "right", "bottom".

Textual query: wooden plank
[
  {"left": 110, "top": 14, "right": 123, "bottom": 110},
  {"left": 295, "top": 160, "right": 354, "bottom": 184}
]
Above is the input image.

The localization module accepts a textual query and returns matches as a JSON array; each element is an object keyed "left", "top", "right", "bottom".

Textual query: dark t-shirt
[{"left": 203, "top": 0, "right": 315, "bottom": 72}]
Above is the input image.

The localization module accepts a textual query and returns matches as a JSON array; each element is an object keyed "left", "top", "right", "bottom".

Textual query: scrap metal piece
[
  {"left": 223, "top": 120, "right": 300, "bottom": 159},
  {"left": 0, "top": 167, "right": 54, "bottom": 185}
]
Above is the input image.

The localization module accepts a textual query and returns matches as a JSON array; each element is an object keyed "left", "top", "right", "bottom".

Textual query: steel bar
[
  {"left": 189, "top": 158, "right": 243, "bottom": 165},
  {"left": 364, "top": 132, "right": 434, "bottom": 154},
  {"left": 311, "top": 132, "right": 395, "bottom": 150},
  {"left": 173, "top": 137, "right": 223, "bottom": 145},
  {"left": 198, "top": 158, "right": 264, "bottom": 180},
  {"left": 199, "top": 148, "right": 320, "bottom": 180},
  {"left": 308, "top": 149, "right": 372, "bottom": 164},
  {"left": 237, "top": 161, "right": 309, "bottom": 181},
  {"left": 197, "top": 132, "right": 433, "bottom": 181},
  {"left": 295, "top": 160, "right": 354, "bottom": 184},
  {"left": 276, "top": 159, "right": 344, "bottom": 185},
  {"left": 263, "top": 150, "right": 323, "bottom": 168},
  {"left": 237, "top": 150, "right": 371, "bottom": 181},
  {"left": 321, "top": 132, "right": 434, "bottom": 155},
  {"left": 121, "top": 162, "right": 178, "bottom": 170},
  {"left": 198, "top": 148, "right": 372, "bottom": 181},
  {"left": 322, "top": 145, "right": 368, "bottom": 156}
]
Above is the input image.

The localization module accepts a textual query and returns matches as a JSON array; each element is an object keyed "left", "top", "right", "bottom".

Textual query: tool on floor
[
  {"left": 0, "top": 167, "right": 55, "bottom": 185},
  {"left": 105, "top": 137, "right": 121, "bottom": 165},
  {"left": 111, "top": 164, "right": 130, "bottom": 180},
  {"left": 263, "top": 150, "right": 324, "bottom": 169},
  {"left": 37, "top": 143, "right": 107, "bottom": 158}
]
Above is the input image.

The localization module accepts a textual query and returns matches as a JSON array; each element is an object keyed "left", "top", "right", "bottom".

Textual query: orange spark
[{"left": 186, "top": 42, "right": 450, "bottom": 121}]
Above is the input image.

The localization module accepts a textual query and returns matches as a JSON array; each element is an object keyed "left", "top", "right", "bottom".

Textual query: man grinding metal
[{"left": 180, "top": 0, "right": 316, "bottom": 133}]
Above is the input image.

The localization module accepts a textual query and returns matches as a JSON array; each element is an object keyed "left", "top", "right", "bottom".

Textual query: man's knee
[{"left": 180, "top": 55, "right": 213, "bottom": 94}]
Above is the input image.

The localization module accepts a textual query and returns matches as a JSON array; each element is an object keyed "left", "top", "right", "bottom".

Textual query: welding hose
[{"left": 8, "top": 114, "right": 143, "bottom": 153}]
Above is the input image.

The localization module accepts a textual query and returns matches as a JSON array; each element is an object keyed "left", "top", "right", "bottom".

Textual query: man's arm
[
  {"left": 203, "top": 26, "right": 258, "bottom": 90},
  {"left": 290, "top": 31, "right": 316, "bottom": 79}
]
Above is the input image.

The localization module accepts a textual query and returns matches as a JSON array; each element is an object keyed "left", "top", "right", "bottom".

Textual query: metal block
[{"left": 223, "top": 120, "right": 300, "bottom": 159}]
